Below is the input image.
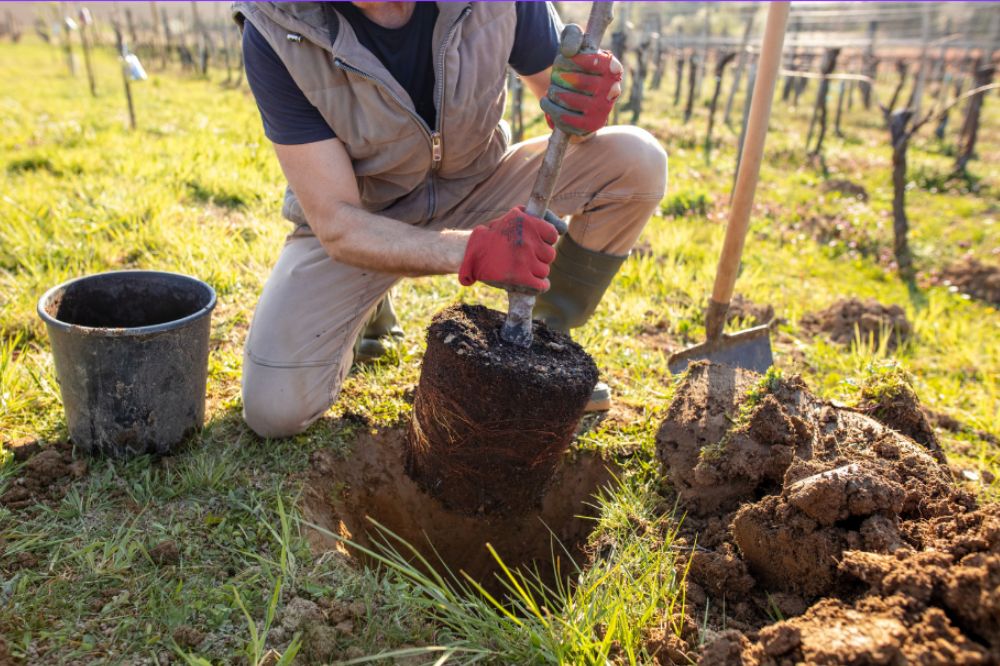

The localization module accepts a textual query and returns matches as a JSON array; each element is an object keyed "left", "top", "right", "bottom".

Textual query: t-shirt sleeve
[
  {"left": 242, "top": 21, "right": 337, "bottom": 145},
  {"left": 508, "top": 1, "right": 562, "bottom": 76}
]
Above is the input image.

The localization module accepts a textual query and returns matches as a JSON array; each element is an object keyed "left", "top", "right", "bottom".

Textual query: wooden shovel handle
[{"left": 711, "top": 3, "right": 790, "bottom": 307}]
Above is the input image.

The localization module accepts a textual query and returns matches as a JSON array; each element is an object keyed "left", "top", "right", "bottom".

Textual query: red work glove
[
  {"left": 459, "top": 206, "right": 558, "bottom": 293},
  {"left": 541, "top": 49, "right": 623, "bottom": 136}
]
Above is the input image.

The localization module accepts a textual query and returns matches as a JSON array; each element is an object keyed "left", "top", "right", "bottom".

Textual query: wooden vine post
[
  {"left": 673, "top": 29, "right": 685, "bottom": 106},
  {"left": 807, "top": 48, "right": 840, "bottom": 158},
  {"left": 955, "top": 60, "right": 996, "bottom": 173},
  {"left": 705, "top": 51, "right": 737, "bottom": 162},
  {"left": 78, "top": 7, "right": 97, "bottom": 98},
  {"left": 724, "top": 8, "right": 756, "bottom": 128}
]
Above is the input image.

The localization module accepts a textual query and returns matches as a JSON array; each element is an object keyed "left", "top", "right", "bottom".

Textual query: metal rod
[{"left": 501, "top": 2, "right": 615, "bottom": 348}]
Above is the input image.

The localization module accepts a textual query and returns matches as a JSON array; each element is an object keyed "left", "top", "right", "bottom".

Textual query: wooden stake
[
  {"left": 78, "top": 8, "right": 97, "bottom": 97},
  {"left": 724, "top": 8, "right": 756, "bottom": 128},
  {"left": 112, "top": 20, "right": 137, "bottom": 130},
  {"left": 59, "top": 4, "right": 76, "bottom": 76}
]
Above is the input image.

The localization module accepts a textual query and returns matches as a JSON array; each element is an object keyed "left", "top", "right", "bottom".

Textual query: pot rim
[{"left": 37, "top": 269, "right": 217, "bottom": 337}]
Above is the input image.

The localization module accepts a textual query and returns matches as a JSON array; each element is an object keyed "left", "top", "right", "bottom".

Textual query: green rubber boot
[
  {"left": 354, "top": 294, "right": 405, "bottom": 365},
  {"left": 535, "top": 234, "right": 628, "bottom": 413}
]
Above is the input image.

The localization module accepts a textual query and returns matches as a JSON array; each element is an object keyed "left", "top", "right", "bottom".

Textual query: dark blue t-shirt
[{"left": 244, "top": 2, "right": 561, "bottom": 145}]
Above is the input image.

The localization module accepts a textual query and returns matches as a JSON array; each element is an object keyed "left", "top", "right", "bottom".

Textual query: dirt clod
[
  {"left": 657, "top": 362, "right": 997, "bottom": 664},
  {"left": 857, "top": 370, "right": 946, "bottom": 463},
  {"left": 148, "top": 540, "right": 180, "bottom": 566},
  {"left": 171, "top": 625, "right": 205, "bottom": 649},
  {"left": 800, "top": 298, "right": 911, "bottom": 350},
  {"left": 0, "top": 441, "right": 87, "bottom": 512},
  {"left": 936, "top": 256, "right": 1000, "bottom": 306},
  {"left": 699, "top": 630, "right": 759, "bottom": 665},
  {"left": 644, "top": 628, "right": 694, "bottom": 665}
]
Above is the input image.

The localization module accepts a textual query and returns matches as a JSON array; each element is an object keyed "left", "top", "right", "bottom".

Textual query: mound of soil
[
  {"left": 726, "top": 295, "right": 777, "bottom": 328},
  {"left": 821, "top": 179, "right": 869, "bottom": 201},
  {"left": 856, "top": 375, "right": 946, "bottom": 463},
  {"left": 407, "top": 304, "right": 597, "bottom": 516},
  {"left": 937, "top": 257, "right": 1000, "bottom": 306},
  {"left": 800, "top": 298, "right": 911, "bottom": 350},
  {"left": 302, "top": 427, "right": 614, "bottom": 595},
  {"left": 0, "top": 441, "right": 87, "bottom": 511},
  {"left": 654, "top": 362, "right": 995, "bottom": 665}
]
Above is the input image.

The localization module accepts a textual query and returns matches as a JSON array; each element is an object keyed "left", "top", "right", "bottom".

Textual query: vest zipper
[
  {"left": 334, "top": 56, "right": 438, "bottom": 218},
  {"left": 427, "top": 5, "right": 472, "bottom": 217},
  {"left": 430, "top": 132, "right": 442, "bottom": 164},
  {"left": 431, "top": 6, "right": 472, "bottom": 168}
]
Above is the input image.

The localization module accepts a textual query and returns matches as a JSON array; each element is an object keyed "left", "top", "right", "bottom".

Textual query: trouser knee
[{"left": 241, "top": 361, "right": 343, "bottom": 439}]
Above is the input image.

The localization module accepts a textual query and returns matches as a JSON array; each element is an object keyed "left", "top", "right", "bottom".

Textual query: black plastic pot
[{"left": 38, "top": 270, "right": 216, "bottom": 458}]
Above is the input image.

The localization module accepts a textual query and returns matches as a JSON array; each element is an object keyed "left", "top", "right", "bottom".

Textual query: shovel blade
[{"left": 668, "top": 324, "right": 773, "bottom": 375}]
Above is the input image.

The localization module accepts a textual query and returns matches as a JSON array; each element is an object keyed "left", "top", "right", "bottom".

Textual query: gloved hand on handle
[
  {"left": 459, "top": 206, "right": 558, "bottom": 293},
  {"left": 541, "top": 49, "right": 623, "bottom": 136}
]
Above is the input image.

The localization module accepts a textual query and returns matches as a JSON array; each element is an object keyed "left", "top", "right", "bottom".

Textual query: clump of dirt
[
  {"left": 171, "top": 625, "right": 205, "bottom": 650},
  {"left": 0, "top": 441, "right": 88, "bottom": 511},
  {"left": 800, "top": 298, "right": 911, "bottom": 350},
  {"left": 268, "top": 596, "right": 368, "bottom": 664},
  {"left": 936, "top": 256, "right": 1000, "bottom": 306},
  {"left": 148, "top": 540, "right": 180, "bottom": 566},
  {"left": 821, "top": 178, "right": 869, "bottom": 201},
  {"left": 654, "top": 362, "right": 994, "bottom": 664},
  {"left": 749, "top": 596, "right": 991, "bottom": 665},
  {"left": 725, "top": 295, "right": 777, "bottom": 328},
  {"left": 407, "top": 304, "right": 597, "bottom": 516},
  {"left": 856, "top": 367, "right": 946, "bottom": 463},
  {"left": 302, "top": 427, "right": 614, "bottom": 596}
]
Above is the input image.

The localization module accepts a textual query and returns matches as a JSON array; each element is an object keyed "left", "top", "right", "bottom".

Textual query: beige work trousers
[{"left": 242, "top": 125, "right": 667, "bottom": 438}]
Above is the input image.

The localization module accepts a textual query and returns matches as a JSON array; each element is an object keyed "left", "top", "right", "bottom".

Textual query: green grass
[{"left": 1, "top": 34, "right": 998, "bottom": 664}]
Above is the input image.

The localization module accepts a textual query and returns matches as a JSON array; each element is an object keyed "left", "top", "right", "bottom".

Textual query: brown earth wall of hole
[{"left": 301, "top": 427, "right": 614, "bottom": 596}]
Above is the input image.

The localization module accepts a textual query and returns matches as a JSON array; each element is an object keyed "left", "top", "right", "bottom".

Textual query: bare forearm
[{"left": 313, "top": 202, "right": 470, "bottom": 277}]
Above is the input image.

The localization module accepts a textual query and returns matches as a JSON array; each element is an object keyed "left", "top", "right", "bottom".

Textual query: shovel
[
  {"left": 668, "top": 2, "right": 790, "bottom": 375},
  {"left": 500, "top": 2, "right": 615, "bottom": 348}
]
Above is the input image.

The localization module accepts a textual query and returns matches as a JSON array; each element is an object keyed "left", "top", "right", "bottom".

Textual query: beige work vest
[{"left": 233, "top": 2, "right": 518, "bottom": 226}]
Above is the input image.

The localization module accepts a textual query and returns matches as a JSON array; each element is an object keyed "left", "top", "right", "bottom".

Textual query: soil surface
[
  {"left": 0, "top": 440, "right": 88, "bottom": 512},
  {"left": 302, "top": 427, "right": 614, "bottom": 596},
  {"left": 800, "top": 298, "right": 911, "bottom": 350},
  {"left": 653, "top": 362, "right": 996, "bottom": 665},
  {"left": 936, "top": 256, "right": 1000, "bottom": 306},
  {"left": 0, "top": 637, "right": 15, "bottom": 666},
  {"left": 407, "top": 304, "right": 598, "bottom": 515},
  {"left": 787, "top": 212, "right": 882, "bottom": 261}
]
